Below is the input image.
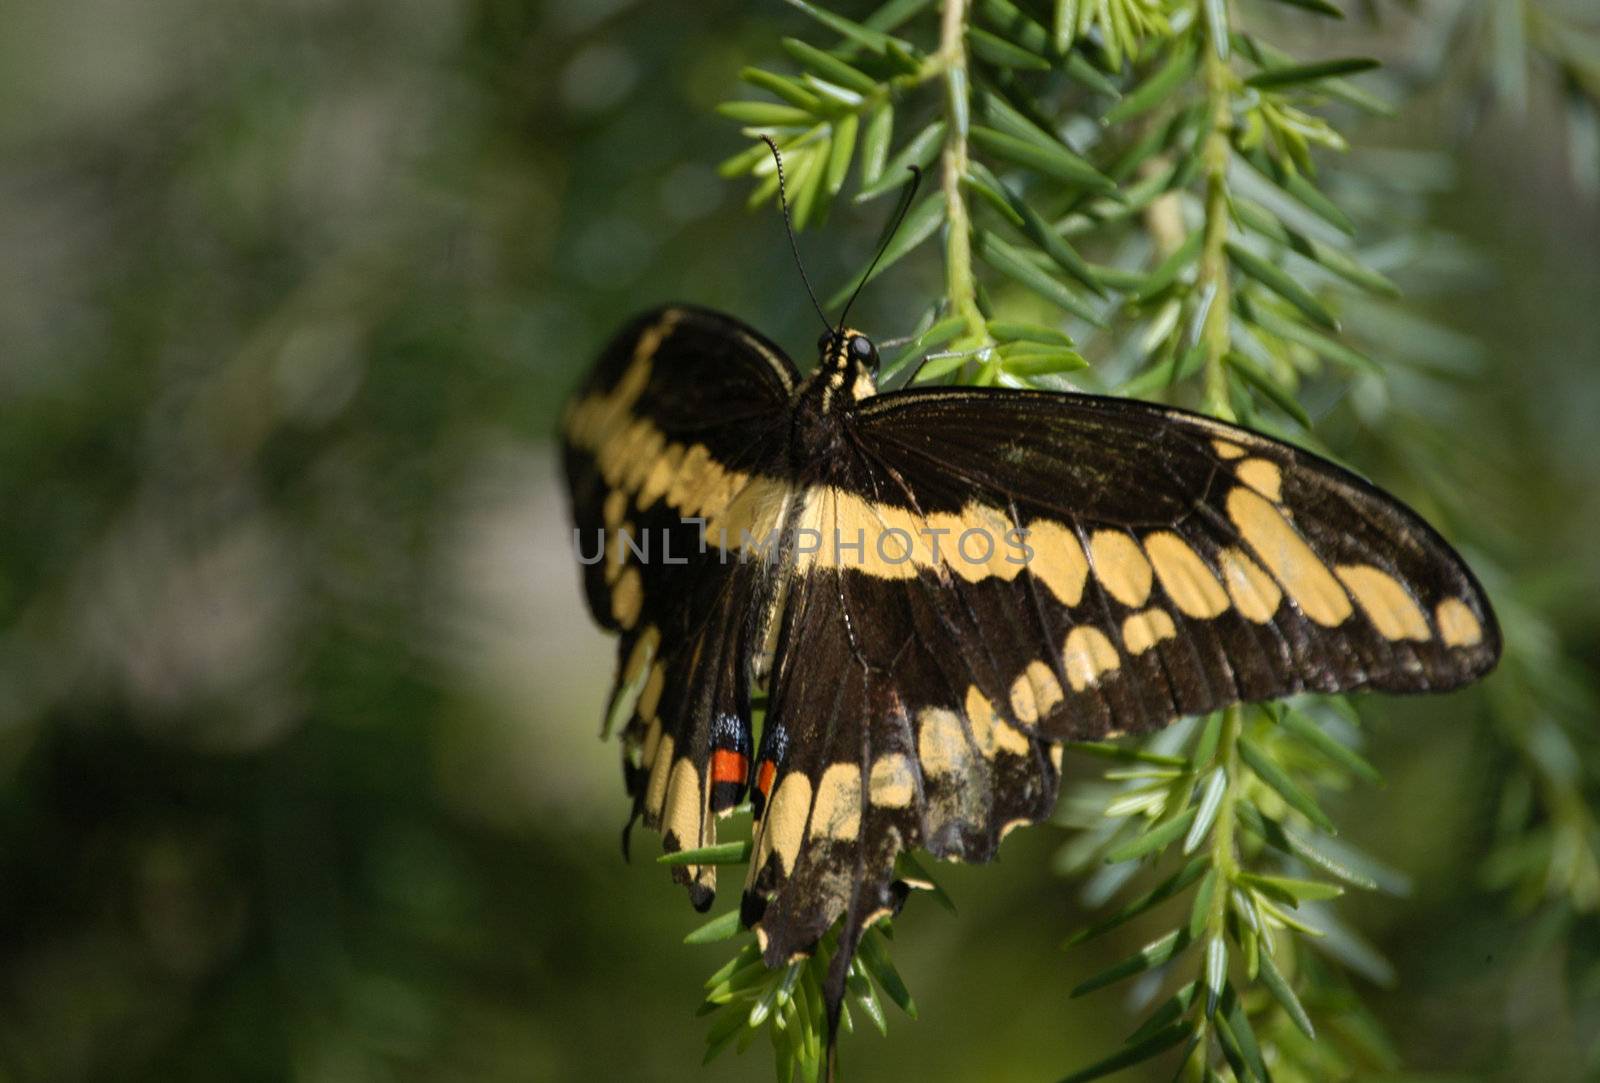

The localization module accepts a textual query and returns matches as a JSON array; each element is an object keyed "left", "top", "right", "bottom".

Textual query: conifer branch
[
  {"left": 1197, "top": 0, "right": 1234, "bottom": 418},
  {"left": 705, "top": 1, "right": 1598, "bottom": 1078},
  {"left": 938, "top": 0, "right": 988, "bottom": 350}
]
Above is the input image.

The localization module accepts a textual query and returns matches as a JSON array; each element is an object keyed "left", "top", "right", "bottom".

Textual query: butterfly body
[{"left": 560, "top": 302, "right": 1498, "bottom": 1032}]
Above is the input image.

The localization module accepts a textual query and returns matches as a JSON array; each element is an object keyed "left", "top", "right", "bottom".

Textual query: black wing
[
  {"left": 852, "top": 387, "right": 1499, "bottom": 718},
  {"left": 739, "top": 386, "right": 1497, "bottom": 1011},
  {"left": 561, "top": 304, "right": 799, "bottom": 906}
]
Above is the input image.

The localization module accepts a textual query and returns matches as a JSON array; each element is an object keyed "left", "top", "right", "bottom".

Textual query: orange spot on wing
[
  {"left": 711, "top": 750, "right": 749, "bottom": 786},
  {"left": 755, "top": 759, "right": 777, "bottom": 797}
]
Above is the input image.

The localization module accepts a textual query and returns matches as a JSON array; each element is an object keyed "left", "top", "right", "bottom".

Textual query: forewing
[
  {"left": 847, "top": 387, "right": 1500, "bottom": 738},
  {"left": 562, "top": 304, "right": 797, "bottom": 633}
]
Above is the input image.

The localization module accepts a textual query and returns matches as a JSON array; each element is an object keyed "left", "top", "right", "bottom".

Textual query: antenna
[
  {"left": 761, "top": 136, "right": 831, "bottom": 333},
  {"left": 835, "top": 162, "right": 921, "bottom": 332}
]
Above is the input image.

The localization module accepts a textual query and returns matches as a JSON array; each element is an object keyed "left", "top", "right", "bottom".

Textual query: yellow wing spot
[
  {"left": 1335, "top": 564, "right": 1431, "bottom": 641},
  {"left": 615, "top": 423, "right": 665, "bottom": 494},
  {"left": 640, "top": 717, "right": 664, "bottom": 770},
  {"left": 597, "top": 418, "right": 650, "bottom": 488},
  {"left": 1236, "top": 458, "right": 1284, "bottom": 502},
  {"left": 604, "top": 522, "right": 631, "bottom": 585},
  {"left": 611, "top": 358, "right": 649, "bottom": 422},
  {"left": 858, "top": 907, "right": 898, "bottom": 939},
  {"left": 680, "top": 445, "right": 732, "bottom": 510},
  {"left": 602, "top": 489, "right": 628, "bottom": 530},
  {"left": 1226, "top": 487, "right": 1353, "bottom": 627},
  {"left": 931, "top": 503, "right": 1027, "bottom": 584},
  {"left": 964, "top": 686, "right": 998, "bottom": 756},
  {"left": 644, "top": 733, "right": 675, "bottom": 819},
  {"left": 1122, "top": 608, "right": 1177, "bottom": 654},
  {"left": 869, "top": 753, "right": 916, "bottom": 809},
  {"left": 919, "top": 707, "right": 990, "bottom": 843},
  {"left": 796, "top": 488, "right": 920, "bottom": 579},
  {"left": 1213, "top": 439, "right": 1248, "bottom": 460},
  {"left": 1090, "top": 530, "right": 1154, "bottom": 607},
  {"left": 694, "top": 462, "right": 746, "bottom": 525},
  {"left": 1217, "top": 546, "right": 1282, "bottom": 623},
  {"left": 1009, "top": 660, "right": 1064, "bottom": 724},
  {"left": 1025, "top": 519, "right": 1090, "bottom": 607},
  {"left": 763, "top": 772, "right": 813, "bottom": 874},
  {"left": 636, "top": 442, "right": 685, "bottom": 510},
  {"left": 1144, "top": 531, "right": 1230, "bottom": 618},
  {"left": 1005, "top": 668, "right": 1033, "bottom": 724},
  {"left": 633, "top": 310, "right": 681, "bottom": 364},
  {"left": 611, "top": 567, "right": 644, "bottom": 629},
  {"left": 1435, "top": 597, "right": 1484, "bottom": 647},
  {"left": 559, "top": 381, "right": 606, "bottom": 447},
  {"left": 963, "top": 685, "right": 1030, "bottom": 755},
  {"left": 622, "top": 626, "right": 659, "bottom": 687},
  {"left": 1062, "top": 626, "right": 1120, "bottom": 691},
  {"left": 810, "top": 763, "right": 863, "bottom": 841},
  {"left": 666, "top": 443, "right": 713, "bottom": 512},
  {"left": 974, "top": 504, "right": 1030, "bottom": 581},
  {"left": 917, "top": 708, "right": 971, "bottom": 778},
  {"left": 566, "top": 347, "right": 656, "bottom": 451},
  {"left": 664, "top": 757, "right": 705, "bottom": 851},
  {"left": 637, "top": 661, "right": 666, "bottom": 721},
  {"left": 1049, "top": 744, "right": 1064, "bottom": 771},
  {"left": 1031, "top": 660, "right": 1067, "bottom": 716},
  {"left": 994, "top": 721, "right": 1031, "bottom": 755},
  {"left": 999, "top": 818, "right": 1032, "bottom": 841}
]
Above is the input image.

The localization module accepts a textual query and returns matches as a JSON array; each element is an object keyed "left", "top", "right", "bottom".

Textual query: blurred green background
[{"left": 1, "top": 1, "right": 1597, "bottom": 1080}]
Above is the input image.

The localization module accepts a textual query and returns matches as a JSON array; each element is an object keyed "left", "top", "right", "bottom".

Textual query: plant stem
[
  {"left": 938, "top": 0, "right": 986, "bottom": 355},
  {"left": 1190, "top": 704, "right": 1242, "bottom": 1076},
  {"left": 1197, "top": 1, "right": 1235, "bottom": 419},
  {"left": 1208, "top": 706, "right": 1243, "bottom": 905}
]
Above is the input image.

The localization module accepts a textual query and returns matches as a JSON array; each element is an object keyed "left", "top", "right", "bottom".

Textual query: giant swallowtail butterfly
[{"left": 559, "top": 156, "right": 1499, "bottom": 1061}]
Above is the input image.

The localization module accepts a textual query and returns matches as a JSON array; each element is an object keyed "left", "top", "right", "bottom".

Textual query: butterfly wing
[
  {"left": 742, "top": 549, "right": 1063, "bottom": 1029},
  {"left": 561, "top": 304, "right": 800, "bottom": 906},
  {"left": 851, "top": 387, "right": 1499, "bottom": 723},
  {"left": 739, "top": 385, "right": 1497, "bottom": 1008}
]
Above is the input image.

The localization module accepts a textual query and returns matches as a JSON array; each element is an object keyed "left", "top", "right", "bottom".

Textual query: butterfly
[{"left": 559, "top": 146, "right": 1499, "bottom": 1061}]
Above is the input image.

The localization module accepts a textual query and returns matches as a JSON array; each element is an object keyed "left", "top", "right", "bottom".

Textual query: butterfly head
[{"left": 815, "top": 327, "right": 879, "bottom": 405}]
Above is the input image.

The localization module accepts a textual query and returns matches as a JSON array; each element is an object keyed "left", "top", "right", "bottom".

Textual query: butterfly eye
[
  {"left": 850, "top": 335, "right": 876, "bottom": 361},
  {"left": 817, "top": 330, "right": 834, "bottom": 355}
]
